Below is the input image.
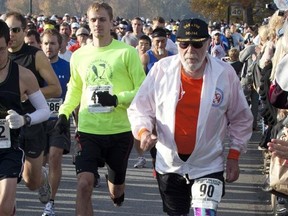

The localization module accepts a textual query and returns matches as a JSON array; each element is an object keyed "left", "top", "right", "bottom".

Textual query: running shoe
[
  {"left": 276, "top": 205, "right": 288, "bottom": 216},
  {"left": 38, "top": 166, "right": 51, "bottom": 204},
  {"left": 275, "top": 197, "right": 288, "bottom": 216},
  {"left": 133, "top": 157, "right": 146, "bottom": 168},
  {"left": 42, "top": 201, "right": 55, "bottom": 216}
]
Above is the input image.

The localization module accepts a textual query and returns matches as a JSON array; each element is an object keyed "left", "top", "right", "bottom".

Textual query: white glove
[{"left": 5, "top": 109, "right": 25, "bottom": 129}]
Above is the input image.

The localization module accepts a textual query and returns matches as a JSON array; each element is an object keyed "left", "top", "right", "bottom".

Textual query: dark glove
[
  {"left": 55, "top": 114, "right": 69, "bottom": 134},
  {"left": 96, "top": 91, "right": 118, "bottom": 107}
]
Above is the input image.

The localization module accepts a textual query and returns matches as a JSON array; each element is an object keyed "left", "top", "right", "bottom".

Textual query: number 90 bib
[{"left": 191, "top": 178, "right": 223, "bottom": 210}]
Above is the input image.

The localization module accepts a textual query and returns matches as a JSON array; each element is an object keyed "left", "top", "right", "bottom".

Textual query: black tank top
[
  {"left": 0, "top": 61, "right": 23, "bottom": 147},
  {"left": 9, "top": 43, "right": 44, "bottom": 113},
  {"left": 9, "top": 43, "right": 44, "bottom": 87}
]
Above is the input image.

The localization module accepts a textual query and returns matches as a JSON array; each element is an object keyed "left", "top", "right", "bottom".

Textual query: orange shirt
[{"left": 175, "top": 69, "right": 203, "bottom": 154}]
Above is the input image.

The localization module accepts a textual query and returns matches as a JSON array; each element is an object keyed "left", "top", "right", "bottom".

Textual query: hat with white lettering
[{"left": 176, "top": 18, "right": 210, "bottom": 42}]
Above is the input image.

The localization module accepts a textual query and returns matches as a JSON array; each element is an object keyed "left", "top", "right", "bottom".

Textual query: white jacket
[{"left": 128, "top": 54, "right": 253, "bottom": 179}]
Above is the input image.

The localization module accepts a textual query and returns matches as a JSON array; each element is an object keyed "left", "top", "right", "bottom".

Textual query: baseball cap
[
  {"left": 211, "top": 30, "right": 221, "bottom": 37},
  {"left": 176, "top": 18, "right": 210, "bottom": 42},
  {"left": 76, "top": 27, "right": 89, "bottom": 36},
  {"left": 71, "top": 22, "right": 80, "bottom": 29}
]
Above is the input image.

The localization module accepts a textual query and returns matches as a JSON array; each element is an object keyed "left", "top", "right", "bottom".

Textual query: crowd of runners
[{"left": 1, "top": 1, "right": 288, "bottom": 216}]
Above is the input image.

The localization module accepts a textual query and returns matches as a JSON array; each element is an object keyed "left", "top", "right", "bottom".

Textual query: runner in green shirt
[{"left": 55, "top": 2, "right": 146, "bottom": 215}]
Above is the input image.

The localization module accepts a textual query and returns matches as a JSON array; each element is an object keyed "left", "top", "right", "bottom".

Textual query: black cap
[{"left": 176, "top": 18, "right": 210, "bottom": 42}]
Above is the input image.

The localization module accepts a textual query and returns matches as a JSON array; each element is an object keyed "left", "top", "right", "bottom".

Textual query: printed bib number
[
  {"left": 191, "top": 178, "right": 223, "bottom": 210},
  {"left": 0, "top": 119, "right": 11, "bottom": 148},
  {"left": 87, "top": 85, "right": 113, "bottom": 113},
  {"left": 47, "top": 98, "right": 63, "bottom": 118}
]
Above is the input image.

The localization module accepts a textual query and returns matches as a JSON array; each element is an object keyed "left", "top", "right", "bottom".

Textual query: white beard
[{"left": 182, "top": 59, "right": 202, "bottom": 73}]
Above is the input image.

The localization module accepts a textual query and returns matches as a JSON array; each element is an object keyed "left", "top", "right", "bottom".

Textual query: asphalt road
[{"left": 15, "top": 130, "right": 273, "bottom": 216}]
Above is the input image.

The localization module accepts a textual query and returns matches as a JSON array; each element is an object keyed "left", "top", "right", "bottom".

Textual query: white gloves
[{"left": 5, "top": 109, "right": 25, "bottom": 129}]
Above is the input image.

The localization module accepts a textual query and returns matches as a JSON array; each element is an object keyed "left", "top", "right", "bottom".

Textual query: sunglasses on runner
[
  {"left": 9, "top": 27, "right": 22, "bottom": 33},
  {"left": 178, "top": 41, "right": 207, "bottom": 49}
]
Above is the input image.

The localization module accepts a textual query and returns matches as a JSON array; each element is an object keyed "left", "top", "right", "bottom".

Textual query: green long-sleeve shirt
[{"left": 59, "top": 39, "right": 146, "bottom": 135}]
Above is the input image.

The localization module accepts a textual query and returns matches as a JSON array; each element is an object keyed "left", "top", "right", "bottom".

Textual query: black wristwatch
[{"left": 24, "top": 114, "right": 31, "bottom": 126}]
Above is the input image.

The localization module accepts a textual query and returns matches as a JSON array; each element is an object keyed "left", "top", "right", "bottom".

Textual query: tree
[
  {"left": 6, "top": 0, "right": 30, "bottom": 14},
  {"left": 191, "top": 0, "right": 274, "bottom": 25}
]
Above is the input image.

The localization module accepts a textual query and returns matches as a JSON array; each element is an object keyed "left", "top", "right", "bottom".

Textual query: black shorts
[
  {"left": 75, "top": 131, "right": 133, "bottom": 185},
  {"left": 20, "top": 123, "right": 46, "bottom": 158},
  {"left": 43, "top": 119, "right": 71, "bottom": 155},
  {"left": 156, "top": 171, "right": 225, "bottom": 215},
  {"left": 0, "top": 147, "right": 24, "bottom": 183}
]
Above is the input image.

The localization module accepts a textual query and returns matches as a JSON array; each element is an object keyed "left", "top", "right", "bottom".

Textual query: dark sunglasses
[
  {"left": 9, "top": 27, "right": 22, "bottom": 33},
  {"left": 178, "top": 40, "right": 207, "bottom": 49}
]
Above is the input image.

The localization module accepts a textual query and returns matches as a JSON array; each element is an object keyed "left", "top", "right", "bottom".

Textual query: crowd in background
[{"left": 2, "top": 5, "right": 288, "bottom": 215}]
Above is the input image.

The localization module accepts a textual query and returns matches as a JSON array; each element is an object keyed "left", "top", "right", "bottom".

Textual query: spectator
[
  {"left": 222, "top": 27, "right": 235, "bottom": 50},
  {"left": 227, "top": 48, "right": 243, "bottom": 77},
  {"left": 230, "top": 23, "right": 244, "bottom": 50},
  {"left": 208, "top": 30, "right": 228, "bottom": 59}
]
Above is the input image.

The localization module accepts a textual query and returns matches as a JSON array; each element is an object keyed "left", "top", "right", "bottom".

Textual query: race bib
[
  {"left": 0, "top": 119, "right": 11, "bottom": 149},
  {"left": 47, "top": 98, "right": 63, "bottom": 118},
  {"left": 87, "top": 85, "right": 114, "bottom": 113},
  {"left": 191, "top": 178, "right": 223, "bottom": 210}
]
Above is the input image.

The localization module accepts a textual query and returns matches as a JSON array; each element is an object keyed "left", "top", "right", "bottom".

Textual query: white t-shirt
[{"left": 58, "top": 50, "right": 72, "bottom": 62}]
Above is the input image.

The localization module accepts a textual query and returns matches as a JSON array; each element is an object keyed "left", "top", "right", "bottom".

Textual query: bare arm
[
  {"left": 140, "top": 53, "right": 149, "bottom": 72},
  {"left": 19, "top": 66, "right": 40, "bottom": 97},
  {"left": 35, "top": 50, "right": 62, "bottom": 98}
]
